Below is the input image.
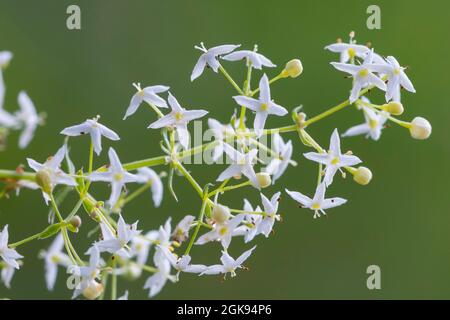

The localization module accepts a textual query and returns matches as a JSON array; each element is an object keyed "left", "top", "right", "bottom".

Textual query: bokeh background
[{"left": 0, "top": 0, "right": 449, "bottom": 299}]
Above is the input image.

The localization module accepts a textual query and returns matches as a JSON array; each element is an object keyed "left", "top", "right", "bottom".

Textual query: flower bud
[
  {"left": 382, "top": 102, "right": 404, "bottom": 115},
  {"left": 256, "top": 172, "right": 272, "bottom": 188},
  {"left": 211, "top": 204, "right": 231, "bottom": 224},
  {"left": 409, "top": 117, "right": 432, "bottom": 140},
  {"left": 82, "top": 281, "right": 103, "bottom": 300},
  {"left": 282, "top": 59, "right": 303, "bottom": 78},
  {"left": 35, "top": 170, "right": 52, "bottom": 194},
  {"left": 70, "top": 215, "right": 82, "bottom": 229},
  {"left": 353, "top": 167, "right": 372, "bottom": 185}
]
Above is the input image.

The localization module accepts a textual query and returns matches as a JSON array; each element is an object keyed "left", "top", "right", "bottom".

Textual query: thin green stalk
[
  {"left": 208, "top": 180, "right": 251, "bottom": 197},
  {"left": 111, "top": 257, "right": 117, "bottom": 300},
  {"left": 184, "top": 187, "right": 209, "bottom": 256},
  {"left": 121, "top": 182, "right": 152, "bottom": 206},
  {"left": 218, "top": 65, "right": 244, "bottom": 95},
  {"left": 8, "top": 232, "right": 41, "bottom": 248}
]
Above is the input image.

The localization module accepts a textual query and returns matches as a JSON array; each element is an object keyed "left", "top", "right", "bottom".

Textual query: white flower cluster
[
  {"left": 0, "top": 33, "right": 432, "bottom": 299},
  {"left": 0, "top": 51, "right": 43, "bottom": 149}
]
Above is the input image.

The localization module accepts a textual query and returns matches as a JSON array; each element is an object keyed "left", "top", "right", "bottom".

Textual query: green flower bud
[
  {"left": 211, "top": 204, "right": 231, "bottom": 224},
  {"left": 353, "top": 167, "right": 372, "bottom": 185},
  {"left": 382, "top": 102, "right": 404, "bottom": 115}
]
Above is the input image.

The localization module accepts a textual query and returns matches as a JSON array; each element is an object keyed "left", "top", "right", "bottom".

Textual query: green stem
[
  {"left": 184, "top": 187, "right": 209, "bottom": 256},
  {"left": 121, "top": 182, "right": 152, "bottom": 206},
  {"left": 111, "top": 257, "right": 117, "bottom": 300},
  {"left": 8, "top": 232, "right": 41, "bottom": 248},
  {"left": 208, "top": 180, "right": 251, "bottom": 197},
  {"left": 218, "top": 65, "right": 244, "bottom": 95}
]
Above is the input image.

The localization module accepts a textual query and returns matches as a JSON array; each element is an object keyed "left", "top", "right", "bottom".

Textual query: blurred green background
[{"left": 0, "top": 0, "right": 449, "bottom": 299}]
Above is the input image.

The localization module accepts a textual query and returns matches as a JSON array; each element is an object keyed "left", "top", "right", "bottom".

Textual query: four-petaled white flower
[
  {"left": 148, "top": 92, "right": 208, "bottom": 149},
  {"left": 342, "top": 106, "right": 389, "bottom": 141},
  {"left": 217, "top": 144, "right": 259, "bottom": 188},
  {"left": 124, "top": 83, "right": 170, "bottom": 120},
  {"left": 158, "top": 245, "right": 206, "bottom": 276},
  {"left": 130, "top": 230, "right": 159, "bottom": 268},
  {"left": 0, "top": 225, "right": 23, "bottom": 270},
  {"left": 325, "top": 42, "right": 369, "bottom": 63},
  {"left": 60, "top": 117, "right": 120, "bottom": 155},
  {"left": 92, "top": 215, "right": 140, "bottom": 258},
  {"left": 233, "top": 199, "right": 263, "bottom": 243},
  {"left": 331, "top": 50, "right": 386, "bottom": 103},
  {"left": 135, "top": 167, "right": 164, "bottom": 207},
  {"left": 233, "top": 74, "right": 287, "bottom": 131},
  {"left": 69, "top": 245, "right": 103, "bottom": 299},
  {"left": 40, "top": 233, "right": 71, "bottom": 291},
  {"left": 304, "top": 129, "right": 361, "bottom": 186},
  {"left": 15, "top": 91, "right": 42, "bottom": 149},
  {"left": 371, "top": 56, "right": 416, "bottom": 102},
  {"left": 191, "top": 43, "right": 240, "bottom": 81},
  {"left": 27, "top": 144, "right": 77, "bottom": 204},
  {"left": 201, "top": 246, "right": 256, "bottom": 278},
  {"left": 208, "top": 118, "right": 235, "bottom": 162},
  {"left": 196, "top": 214, "right": 245, "bottom": 249},
  {"left": 286, "top": 183, "right": 347, "bottom": 219},
  {"left": 222, "top": 50, "right": 276, "bottom": 69},
  {"left": 264, "top": 133, "right": 293, "bottom": 184},
  {"left": 258, "top": 192, "right": 281, "bottom": 237},
  {"left": 89, "top": 147, "right": 140, "bottom": 207}
]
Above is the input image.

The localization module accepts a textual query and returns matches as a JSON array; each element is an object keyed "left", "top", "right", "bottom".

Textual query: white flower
[
  {"left": 0, "top": 225, "right": 23, "bottom": 270},
  {"left": 264, "top": 133, "right": 293, "bottom": 183},
  {"left": 342, "top": 107, "right": 389, "bottom": 141},
  {"left": 331, "top": 50, "right": 386, "bottom": 103},
  {"left": 1, "top": 264, "right": 15, "bottom": 288},
  {"left": 40, "top": 233, "right": 71, "bottom": 291},
  {"left": 258, "top": 192, "right": 281, "bottom": 237},
  {"left": 15, "top": 91, "right": 42, "bottom": 149},
  {"left": 222, "top": 50, "right": 276, "bottom": 69},
  {"left": 233, "top": 74, "right": 288, "bottom": 131},
  {"left": 69, "top": 246, "right": 103, "bottom": 299},
  {"left": 130, "top": 230, "right": 159, "bottom": 267},
  {"left": 124, "top": 83, "right": 170, "bottom": 120},
  {"left": 27, "top": 144, "right": 77, "bottom": 203},
  {"left": 207, "top": 118, "right": 235, "bottom": 162},
  {"left": 217, "top": 144, "right": 259, "bottom": 188},
  {"left": 148, "top": 92, "right": 208, "bottom": 149},
  {"left": 201, "top": 246, "right": 256, "bottom": 277},
  {"left": 171, "top": 215, "right": 195, "bottom": 243},
  {"left": 196, "top": 214, "right": 245, "bottom": 249},
  {"left": 157, "top": 245, "right": 206, "bottom": 275},
  {"left": 371, "top": 56, "right": 415, "bottom": 102},
  {"left": 152, "top": 218, "right": 173, "bottom": 264},
  {"left": 233, "top": 199, "right": 263, "bottom": 243},
  {"left": 89, "top": 147, "right": 140, "bottom": 207},
  {"left": 191, "top": 43, "right": 240, "bottom": 81},
  {"left": 304, "top": 129, "right": 361, "bottom": 186},
  {"left": 135, "top": 167, "right": 163, "bottom": 207},
  {"left": 325, "top": 42, "right": 369, "bottom": 63},
  {"left": 92, "top": 215, "right": 140, "bottom": 258},
  {"left": 286, "top": 183, "right": 347, "bottom": 219},
  {"left": 60, "top": 117, "right": 120, "bottom": 155},
  {"left": 144, "top": 258, "right": 176, "bottom": 298}
]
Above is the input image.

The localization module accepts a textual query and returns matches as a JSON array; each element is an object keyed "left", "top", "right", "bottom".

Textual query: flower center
[
  {"left": 348, "top": 47, "right": 356, "bottom": 58},
  {"left": 175, "top": 112, "right": 184, "bottom": 121},
  {"left": 394, "top": 68, "right": 401, "bottom": 75},
  {"left": 260, "top": 103, "right": 269, "bottom": 111},
  {"left": 219, "top": 226, "right": 228, "bottom": 236},
  {"left": 331, "top": 157, "right": 340, "bottom": 165},
  {"left": 114, "top": 173, "right": 123, "bottom": 181},
  {"left": 369, "top": 119, "right": 378, "bottom": 129},
  {"left": 138, "top": 90, "right": 145, "bottom": 97},
  {"left": 51, "top": 255, "right": 60, "bottom": 264},
  {"left": 311, "top": 203, "right": 321, "bottom": 210},
  {"left": 358, "top": 69, "right": 369, "bottom": 77}
]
